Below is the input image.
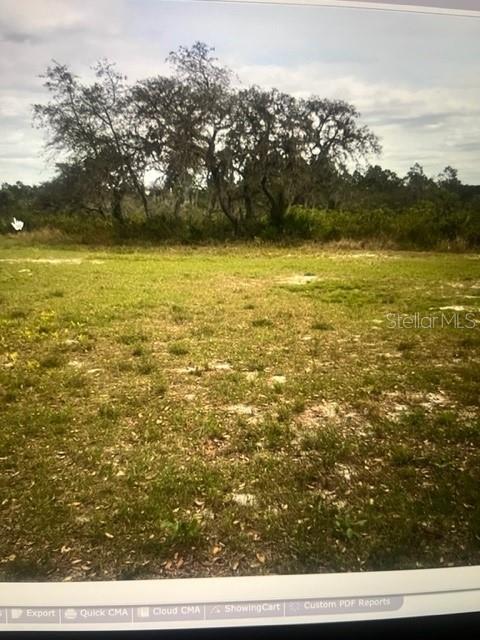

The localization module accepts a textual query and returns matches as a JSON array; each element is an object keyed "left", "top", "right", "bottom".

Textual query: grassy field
[{"left": 1, "top": 238, "right": 479, "bottom": 581}]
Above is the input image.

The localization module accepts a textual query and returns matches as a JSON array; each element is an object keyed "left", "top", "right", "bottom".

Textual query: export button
[{"left": 7, "top": 607, "right": 60, "bottom": 624}]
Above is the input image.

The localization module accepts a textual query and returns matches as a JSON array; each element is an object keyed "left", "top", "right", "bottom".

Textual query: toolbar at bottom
[{"left": 0, "top": 595, "right": 403, "bottom": 625}]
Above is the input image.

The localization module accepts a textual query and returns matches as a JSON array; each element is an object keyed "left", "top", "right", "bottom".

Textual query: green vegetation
[
  {"left": 0, "top": 241, "right": 479, "bottom": 580},
  {"left": 1, "top": 43, "right": 478, "bottom": 249}
]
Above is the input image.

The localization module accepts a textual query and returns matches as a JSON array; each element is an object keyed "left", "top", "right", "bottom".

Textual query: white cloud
[
  {"left": 0, "top": 0, "right": 125, "bottom": 34},
  {"left": 0, "top": 0, "right": 479, "bottom": 184}
]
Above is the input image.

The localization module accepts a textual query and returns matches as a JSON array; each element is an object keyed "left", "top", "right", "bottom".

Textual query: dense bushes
[
  {"left": 281, "top": 203, "right": 480, "bottom": 249},
  {"left": 2, "top": 202, "right": 479, "bottom": 250},
  {"left": 1, "top": 171, "right": 479, "bottom": 249},
  {"left": 0, "top": 206, "right": 238, "bottom": 246}
]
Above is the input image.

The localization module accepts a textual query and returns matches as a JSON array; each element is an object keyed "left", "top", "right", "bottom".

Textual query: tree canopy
[{"left": 32, "top": 42, "right": 380, "bottom": 230}]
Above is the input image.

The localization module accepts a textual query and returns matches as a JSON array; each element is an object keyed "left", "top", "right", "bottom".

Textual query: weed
[
  {"left": 168, "top": 342, "right": 189, "bottom": 356},
  {"left": 252, "top": 318, "right": 273, "bottom": 328}
]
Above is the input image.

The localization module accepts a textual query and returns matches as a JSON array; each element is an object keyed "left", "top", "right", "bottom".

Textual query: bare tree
[
  {"left": 34, "top": 60, "right": 149, "bottom": 221},
  {"left": 167, "top": 42, "right": 240, "bottom": 231}
]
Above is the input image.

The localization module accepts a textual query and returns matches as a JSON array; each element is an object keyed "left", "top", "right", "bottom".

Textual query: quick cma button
[{"left": 61, "top": 607, "right": 132, "bottom": 623}]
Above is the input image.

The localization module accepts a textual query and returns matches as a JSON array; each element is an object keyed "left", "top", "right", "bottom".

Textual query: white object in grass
[
  {"left": 232, "top": 493, "right": 257, "bottom": 507},
  {"left": 11, "top": 217, "right": 24, "bottom": 231}
]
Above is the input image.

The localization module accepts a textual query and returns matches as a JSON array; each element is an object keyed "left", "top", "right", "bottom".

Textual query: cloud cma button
[{"left": 133, "top": 604, "right": 204, "bottom": 622}]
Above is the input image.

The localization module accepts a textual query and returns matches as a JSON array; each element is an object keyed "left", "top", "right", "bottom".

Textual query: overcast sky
[{"left": 0, "top": 0, "right": 479, "bottom": 185}]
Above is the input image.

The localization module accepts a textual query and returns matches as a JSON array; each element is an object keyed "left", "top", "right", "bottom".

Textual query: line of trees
[
  {"left": 30, "top": 42, "right": 380, "bottom": 232},
  {"left": 1, "top": 41, "right": 479, "bottom": 247}
]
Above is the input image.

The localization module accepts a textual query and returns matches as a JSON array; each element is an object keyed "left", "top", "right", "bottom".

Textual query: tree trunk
[
  {"left": 129, "top": 174, "right": 150, "bottom": 219},
  {"left": 111, "top": 189, "right": 124, "bottom": 223},
  {"left": 271, "top": 191, "right": 287, "bottom": 230},
  {"left": 139, "top": 186, "right": 150, "bottom": 219},
  {"left": 217, "top": 189, "right": 238, "bottom": 235},
  {"left": 173, "top": 192, "right": 184, "bottom": 218},
  {"left": 211, "top": 167, "right": 238, "bottom": 234},
  {"left": 207, "top": 190, "right": 217, "bottom": 215},
  {"left": 261, "top": 177, "right": 287, "bottom": 231},
  {"left": 243, "top": 184, "right": 255, "bottom": 221}
]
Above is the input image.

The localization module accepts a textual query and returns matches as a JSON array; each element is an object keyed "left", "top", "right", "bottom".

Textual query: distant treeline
[{"left": 1, "top": 42, "right": 479, "bottom": 248}]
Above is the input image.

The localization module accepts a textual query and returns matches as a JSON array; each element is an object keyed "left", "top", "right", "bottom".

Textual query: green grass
[{"left": 0, "top": 241, "right": 479, "bottom": 580}]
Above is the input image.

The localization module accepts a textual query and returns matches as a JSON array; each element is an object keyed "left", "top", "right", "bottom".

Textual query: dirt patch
[
  {"left": 382, "top": 390, "right": 452, "bottom": 421},
  {"left": 175, "top": 366, "right": 200, "bottom": 374},
  {"left": 296, "top": 401, "right": 366, "bottom": 436},
  {"left": 303, "top": 400, "right": 339, "bottom": 420},
  {"left": 331, "top": 252, "right": 388, "bottom": 260},
  {"left": 226, "top": 404, "right": 257, "bottom": 416},
  {"left": 281, "top": 274, "right": 318, "bottom": 285},
  {"left": 0, "top": 258, "right": 104, "bottom": 265},
  {"left": 67, "top": 360, "right": 83, "bottom": 368},
  {"left": 225, "top": 404, "right": 260, "bottom": 425},
  {"left": 209, "top": 361, "right": 233, "bottom": 371}
]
